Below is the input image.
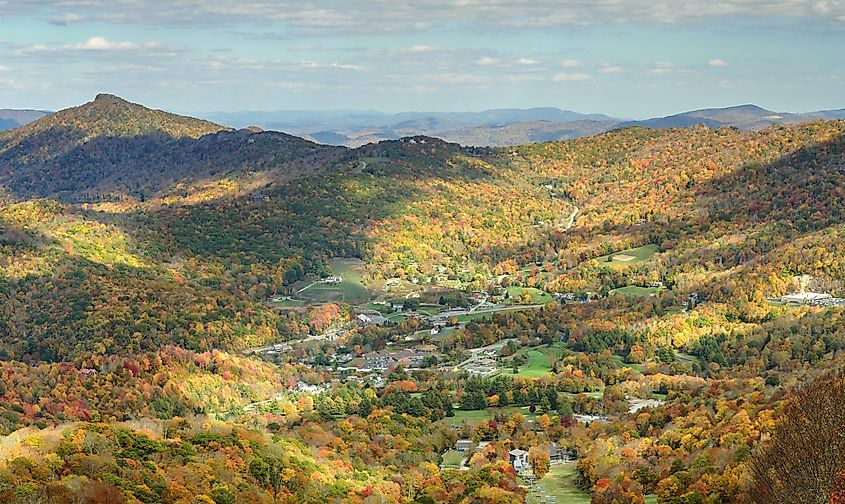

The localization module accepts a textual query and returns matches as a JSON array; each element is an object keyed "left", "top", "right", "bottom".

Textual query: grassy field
[
  {"left": 268, "top": 297, "right": 306, "bottom": 308},
  {"left": 441, "top": 450, "right": 465, "bottom": 468},
  {"left": 417, "top": 304, "right": 447, "bottom": 315},
  {"left": 611, "top": 354, "right": 645, "bottom": 372},
  {"left": 527, "top": 463, "right": 590, "bottom": 504},
  {"left": 596, "top": 244, "right": 659, "bottom": 269},
  {"left": 455, "top": 305, "right": 540, "bottom": 324},
  {"left": 505, "top": 287, "right": 554, "bottom": 305},
  {"left": 609, "top": 285, "right": 661, "bottom": 297},
  {"left": 527, "top": 462, "right": 658, "bottom": 504},
  {"left": 446, "top": 406, "right": 540, "bottom": 427},
  {"left": 501, "top": 344, "right": 565, "bottom": 378},
  {"left": 300, "top": 258, "right": 371, "bottom": 304},
  {"left": 503, "top": 350, "right": 554, "bottom": 378},
  {"left": 447, "top": 409, "right": 493, "bottom": 426}
]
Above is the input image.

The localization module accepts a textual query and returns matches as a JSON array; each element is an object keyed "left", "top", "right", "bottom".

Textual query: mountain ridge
[
  {"left": 0, "top": 94, "right": 342, "bottom": 202},
  {"left": 4, "top": 98, "right": 845, "bottom": 147}
]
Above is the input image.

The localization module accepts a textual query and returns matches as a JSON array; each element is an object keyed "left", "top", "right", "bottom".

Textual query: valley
[{"left": 1, "top": 95, "right": 845, "bottom": 504}]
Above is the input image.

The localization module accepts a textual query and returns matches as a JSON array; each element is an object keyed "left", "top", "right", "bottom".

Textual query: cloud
[
  {"left": 560, "top": 59, "right": 582, "bottom": 68},
  {"left": 475, "top": 56, "right": 500, "bottom": 66},
  {"left": 76, "top": 36, "right": 139, "bottom": 51},
  {"left": 708, "top": 58, "right": 728, "bottom": 67},
  {"left": 300, "top": 60, "right": 366, "bottom": 71},
  {"left": 18, "top": 37, "right": 166, "bottom": 54},
  {"left": 46, "top": 13, "right": 85, "bottom": 25},
  {"left": 0, "top": 1, "right": 844, "bottom": 36},
  {"left": 598, "top": 64, "right": 624, "bottom": 74},
  {"left": 3, "top": 0, "right": 845, "bottom": 31},
  {"left": 0, "top": 64, "right": 10, "bottom": 72},
  {"left": 407, "top": 45, "right": 435, "bottom": 53},
  {"left": 514, "top": 57, "right": 539, "bottom": 65},
  {"left": 553, "top": 72, "right": 591, "bottom": 82},
  {"left": 648, "top": 61, "right": 676, "bottom": 75}
]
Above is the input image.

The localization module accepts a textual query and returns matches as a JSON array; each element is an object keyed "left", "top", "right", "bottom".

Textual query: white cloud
[
  {"left": 3, "top": 1, "right": 845, "bottom": 33},
  {"left": 514, "top": 57, "right": 539, "bottom": 65},
  {"left": 47, "top": 12, "right": 85, "bottom": 25},
  {"left": 561, "top": 59, "right": 583, "bottom": 68},
  {"left": 553, "top": 72, "right": 591, "bottom": 82},
  {"left": 0, "top": 64, "right": 11, "bottom": 72},
  {"left": 708, "top": 58, "right": 728, "bottom": 67},
  {"left": 648, "top": 61, "right": 676, "bottom": 75},
  {"left": 407, "top": 45, "right": 435, "bottom": 53},
  {"left": 300, "top": 60, "right": 366, "bottom": 71},
  {"left": 475, "top": 56, "right": 500, "bottom": 66},
  {"left": 6, "top": 0, "right": 845, "bottom": 33},
  {"left": 76, "top": 36, "right": 138, "bottom": 51},
  {"left": 598, "top": 64, "right": 624, "bottom": 74},
  {"left": 19, "top": 37, "right": 166, "bottom": 55}
]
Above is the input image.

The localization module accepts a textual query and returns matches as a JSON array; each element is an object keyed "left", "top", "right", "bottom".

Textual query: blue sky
[{"left": 0, "top": 1, "right": 843, "bottom": 117}]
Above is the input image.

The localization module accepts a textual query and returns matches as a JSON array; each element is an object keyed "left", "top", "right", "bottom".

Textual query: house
[
  {"left": 455, "top": 439, "right": 474, "bottom": 452},
  {"left": 547, "top": 442, "right": 574, "bottom": 464},
  {"left": 688, "top": 292, "right": 700, "bottom": 309},
  {"left": 547, "top": 443, "right": 561, "bottom": 462},
  {"left": 323, "top": 276, "right": 343, "bottom": 284},
  {"left": 357, "top": 313, "right": 388, "bottom": 326},
  {"left": 509, "top": 449, "right": 529, "bottom": 472}
]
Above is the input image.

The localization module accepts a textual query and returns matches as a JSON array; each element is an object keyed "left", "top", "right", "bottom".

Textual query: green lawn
[
  {"left": 527, "top": 463, "right": 658, "bottom": 504},
  {"left": 456, "top": 306, "right": 540, "bottom": 324},
  {"left": 446, "top": 406, "right": 540, "bottom": 427},
  {"left": 609, "top": 286, "right": 661, "bottom": 298},
  {"left": 527, "top": 462, "right": 590, "bottom": 504},
  {"left": 417, "top": 304, "right": 447, "bottom": 315},
  {"left": 505, "top": 287, "right": 554, "bottom": 305},
  {"left": 503, "top": 349, "right": 554, "bottom": 378},
  {"left": 300, "top": 259, "right": 371, "bottom": 304},
  {"left": 596, "top": 243, "right": 659, "bottom": 269},
  {"left": 611, "top": 354, "right": 645, "bottom": 372},
  {"left": 441, "top": 450, "right": 466, "bottom": 468},
  {"left": 502, "top": 344, "right": 565, "bottom": 378},
  {"left": 447, "top": 409, "right": 494, "bottom": 426},
  {"left": 269, "top": 298, "right": 306, "bottom": 308},
  {"left": 456, "top": 312, "right": 495, "bottom": 323}
]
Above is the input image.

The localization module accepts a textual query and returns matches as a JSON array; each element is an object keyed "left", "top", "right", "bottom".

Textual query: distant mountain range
[
  {"left": 203, "top": 104, "right": 845, "bottom": 147},
  {"left": 0, "top": 108, "right": 51, "bottom": 130},
  {"left": 3, "top": 102, "right": 844, "bottom": 147}
]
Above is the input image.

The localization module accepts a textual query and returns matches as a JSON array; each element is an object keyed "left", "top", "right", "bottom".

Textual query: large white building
[{"left": 781, "top": 292, "right": 832, "bottom": 305}]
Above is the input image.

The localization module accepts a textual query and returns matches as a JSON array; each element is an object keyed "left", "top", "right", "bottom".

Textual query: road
[{"left": 560, "top": 206, "right": 579, "bottom": 231}]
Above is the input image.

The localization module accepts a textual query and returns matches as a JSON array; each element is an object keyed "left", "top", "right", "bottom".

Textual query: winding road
[{"left": 560, "top": 206, "right": 579, "bottom": 231}]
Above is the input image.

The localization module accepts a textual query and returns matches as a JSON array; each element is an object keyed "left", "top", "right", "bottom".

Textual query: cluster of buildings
[
  {"left": 343, "top": 347, "right": 437, "bottom": 373},
  {"left": 780, "top": 292, "right": 845, "bottom": 307}
]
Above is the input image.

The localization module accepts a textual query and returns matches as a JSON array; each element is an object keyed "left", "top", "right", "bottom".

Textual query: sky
[{"left": 0, "top": 1, "right": 843, "bottom": 118}]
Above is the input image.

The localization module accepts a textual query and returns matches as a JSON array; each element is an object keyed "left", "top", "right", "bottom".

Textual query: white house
[{"left": 509, "top": 449, "right": 529, "bottom": 473}]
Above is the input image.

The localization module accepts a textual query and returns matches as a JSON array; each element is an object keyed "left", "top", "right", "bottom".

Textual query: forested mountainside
[
  {"left": 0, "top": 94, "right": 343, "bottom": 202},
  {"left": 2, "top": 96, "right": 845, "bottom": 504}
]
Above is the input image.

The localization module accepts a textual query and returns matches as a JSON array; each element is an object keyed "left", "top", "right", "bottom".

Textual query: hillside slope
[{"left": 0, "top": 94, "right": 342, "bottom": 202}]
